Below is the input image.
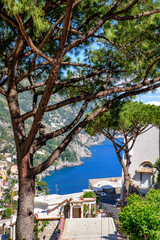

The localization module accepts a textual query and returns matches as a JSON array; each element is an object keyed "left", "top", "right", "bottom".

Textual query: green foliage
[
  {"left": 7, "top": 169, "right": 11, "bottom": 176},
  {"left": 96, "top": 1, "right": 160, "bottom": 81},
  {"left": 85, "top": 101, "right": 160, "bottom": 137},
  {"left": 153, "top": 158, "right": 160, "bottom": 184},
  {"left": 0, "top": 189, "right": 17, "bottom": 214},
  {"left": 83, "top": 204, "right": 89, "bottom": 217},
  {"left": 119, "top": 189, "right": 160, "bottom": 240},
  {"left": 35, "top": 178, "right": 49, "bottom": 195},
  {"left": 82, "top": 191, "right": 96, "bottom": 198},
  {"left": 0, "top": 154, "right": 5, "bottom": 161},
  {"left": 34, "top": 139, "right": 78, "bottom": 166},
  {"left": 91, "top": 205, "right": 96, "bottom": 215},
  {"left": 1, "top": 207, "right": 14, "bottom": 219},
  {"left": 0, "top": 97, "right": 11, "bottom": 122},
  {"left": 0, "top": 94, "right": 78, "bottom": 165},
  {"left": 34, "top": 220, "right": 49, "bottom": 240},
  {"left": 4, "top": 0, "right": 50, "bottom": 33},
  {"left": 60, "top": 148, "right": 78, "bottom": 163}
]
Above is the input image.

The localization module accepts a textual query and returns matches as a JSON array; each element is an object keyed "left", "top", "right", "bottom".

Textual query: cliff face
[
  {"left": 38, "top": 134, "right": 106, "bottom": 179},
  {"left": 71, "top": 143, "right": 92, "bottom": 158},
  {"left": 70, "top": 133, "right": 106, "bottom": 159},
  {"left": 78, "top": 133, "right": 106, "bottom": 146}
]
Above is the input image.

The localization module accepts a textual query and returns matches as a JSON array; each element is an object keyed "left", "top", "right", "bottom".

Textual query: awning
[{"left": 137, "top": 167, "right": 153, "bottom": 173}]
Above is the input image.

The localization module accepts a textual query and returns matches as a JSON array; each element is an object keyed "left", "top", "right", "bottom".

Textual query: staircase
[{"left": 61, "top": 217, "right": 117, "bottom": 240}]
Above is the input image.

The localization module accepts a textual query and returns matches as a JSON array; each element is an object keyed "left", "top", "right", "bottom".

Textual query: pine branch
[
  {"left": 17, "top": 82, "right": 46, "bottom": 93},
  {"left": 15, "top": 14, "right": 55, "bottom": 63},
  {"left": 15, "top": 76, "right": 160, "bottom": 123},
  {"left": 143, "top": 56, "right": 160, "bottom": 83},
  {"left": 113, "top": 9, "right": 160, "bottom": 21},
  {"left": 0, "top": 87, "right": 6, "bottom": 97},
  {"left": 0, "top": 11, "right": 18, "bottom": 29},
  {"left": 58, "top": 0, "right": 74, "bottom": 55},
  {"left": 31, "top": 100, "right": 88, "bottom": 154},
  {"left": 29, "top": 84, "right": 160, "bottom": 175}
]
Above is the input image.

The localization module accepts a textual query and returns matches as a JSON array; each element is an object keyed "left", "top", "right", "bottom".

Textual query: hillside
[
  {"left": 0, "top": 94, "right": 104, "bottom": 167},
  {"left": 0, "top": 96, "right": 15, "bottom": 155}
]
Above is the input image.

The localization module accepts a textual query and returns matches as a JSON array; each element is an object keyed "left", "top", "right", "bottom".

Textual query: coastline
[
  {"left": 38, "top": 134, "right": 106, "bottom": 180},
  {"left": 40, "top": 138, "right": 122, "bottom": 195},
  {"left": 38, "top": 159, "right": 84, "bottom": 180}
]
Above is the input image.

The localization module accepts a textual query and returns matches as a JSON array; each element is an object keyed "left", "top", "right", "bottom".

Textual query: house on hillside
[
  {"left": 34, "top": 191, "right": 117, "bottom": 240},
  {"left": 34, "top": 191, "right": 97, "bottom": 240},
  {"left": 4, "top": 153, "right": 12, "bottom": 162},
  {"left": 0, "top": 161, "right": 8, "bottom": 192},
  {"left": 0, "top": 161, "right": 7, "bottom": 181},
  {"left": 10, "top": 165, "right": 18, "bottom": 175},
  {"left": 127, "top": 101, "right": 160, "bottom": 193},
  {"left": 34, "top": 190, "right": 96, "bottom": 219}
]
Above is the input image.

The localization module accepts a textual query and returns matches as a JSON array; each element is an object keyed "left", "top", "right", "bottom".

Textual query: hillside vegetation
[{"left": 0, "top": 93, "right": 91, "bottom": 165}]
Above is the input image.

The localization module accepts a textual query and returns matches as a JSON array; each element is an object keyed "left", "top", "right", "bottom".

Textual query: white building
[
  {"left": 129, "top": 101, "right": 160, "bottom": 192},
  {"left": 34, "top": 190, "right": 96, "bottom": 219},
  {"left": 34, "top": 192, "right": 117, "bottom": 240}
]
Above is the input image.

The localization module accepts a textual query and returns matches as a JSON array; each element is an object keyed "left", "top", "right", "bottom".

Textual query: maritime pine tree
[
  {"left": 0, "top": 1, "right": 160, "bottom": 239},
  {"left": 85, "top": 101, "right": 160, "bottom": 207}
]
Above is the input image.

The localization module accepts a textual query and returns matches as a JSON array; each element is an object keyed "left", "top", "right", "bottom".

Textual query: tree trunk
[
  {"left": 122, "top": 171, "right": 130, "bottom": 208},
  {"left": 111, "top": 141, "right": 130, "bottom": 208},
  {"left": 157, "top": 180, "right": 160, "bottom": 189},
  {"left": 121, "top": 147, "right": 131, "bottom": 208},
  {"left": 16, "top": 154, "right": 35, "bottom": 240}
]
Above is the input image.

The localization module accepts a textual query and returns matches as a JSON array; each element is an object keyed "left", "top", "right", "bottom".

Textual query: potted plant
[{"left": 83, "top": 204, "right": 89, "bottom": 218}]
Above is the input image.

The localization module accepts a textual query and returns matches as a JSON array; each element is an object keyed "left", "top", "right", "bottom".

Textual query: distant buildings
[
  {"left": 10, "top": 165, "right": 18, "bottom": 175},
  {"left": 0, "top": 158, "right": 18, "bottom": 198},
  {"left": 0, "top": 161, "right": 7, "bottom": 180},
  {"left": 0, "top": 161, "right": 8, "bottom": 194},
  {"left": 4, "top": 153, "right": 12, "bottom": 163}
]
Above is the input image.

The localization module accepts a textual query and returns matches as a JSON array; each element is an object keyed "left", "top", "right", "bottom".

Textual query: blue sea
[{"left": 43, "top": 139, "right": 122, "bottom": 195}]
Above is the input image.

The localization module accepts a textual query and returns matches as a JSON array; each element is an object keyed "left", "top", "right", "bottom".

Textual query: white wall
[{"left": 129, "top": 126, "right": 160, "bottom": 187}]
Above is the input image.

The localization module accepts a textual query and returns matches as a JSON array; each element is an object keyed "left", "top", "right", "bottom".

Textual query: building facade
[
  {"left": 34, "top": 191, "right": 96, "bottom": 219},
  {"left": 128, "top": 101, "right": 160, "bottom": 191}
]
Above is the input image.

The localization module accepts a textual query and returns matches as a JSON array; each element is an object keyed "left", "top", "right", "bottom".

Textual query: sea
[{"left": 43, "top": 139, "right": 122, "bottom": 195}]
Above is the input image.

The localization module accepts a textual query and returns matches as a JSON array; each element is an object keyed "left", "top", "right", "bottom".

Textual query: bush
[
  {"left": 119, "top": 189, "right": 160, "bottom": 240},
  {"left": 2, "top": 207, "right": 14, "bottom": 219},
  {"left": 82, "top": 192, "right": 96, "bottom": 198}
]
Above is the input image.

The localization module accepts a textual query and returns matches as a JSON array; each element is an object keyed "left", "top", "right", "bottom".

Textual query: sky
[
  {"left": 69, "top": 46, "right": 160, "bottom": 105},
  {"left": 135, "top": 88, "right": 160, "bottom": 104}
]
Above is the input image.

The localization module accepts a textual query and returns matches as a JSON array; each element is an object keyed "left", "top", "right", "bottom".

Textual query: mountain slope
[{"left": 0, "top": 94, "right": 101, "bottom": 166}]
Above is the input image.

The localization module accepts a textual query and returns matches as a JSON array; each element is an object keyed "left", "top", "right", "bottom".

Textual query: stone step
[{"left": 61, "top": 217, "right": 117, "bottom": 240}]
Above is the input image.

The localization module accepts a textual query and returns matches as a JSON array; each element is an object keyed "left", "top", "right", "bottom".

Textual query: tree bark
[
  {"left": 16, "top": 153, "right": 35, "bottom": 240},
  {"left": 111, "top": 139, "right": 130, "bottom": 208},
  {"left": 6, "top": 35, "right": 36, "bottom": 239},
  {"left": 121, "top": 171, "right": 130, "bottom": 208}
]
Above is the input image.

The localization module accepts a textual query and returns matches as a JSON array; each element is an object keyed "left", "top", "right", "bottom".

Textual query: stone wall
[{"left": 37, "top": 219, "right": 59, "bottom": 240}]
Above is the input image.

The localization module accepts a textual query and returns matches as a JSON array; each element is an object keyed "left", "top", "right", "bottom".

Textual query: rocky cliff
[{"left": 38, "top": 133, "right": 105, "bottom": 179}]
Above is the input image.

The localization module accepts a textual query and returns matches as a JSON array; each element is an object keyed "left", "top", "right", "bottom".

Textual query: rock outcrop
[{"left": 38, "top": 133, "right": 105, "bottom": 180}]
